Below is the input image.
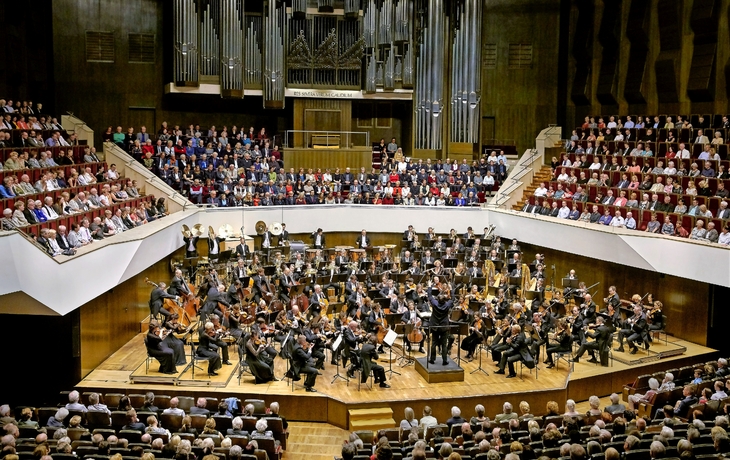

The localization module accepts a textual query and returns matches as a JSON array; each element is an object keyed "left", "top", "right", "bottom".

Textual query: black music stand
[
  {"left": 443, "top": 258, "right": 458, "bottom": 269},
  {"left": 492, "top": 259, "right": 504, "bottom": 271},
  {"left": 562, "top": 278, "right": 580, "bottom": 289},
  {"left": 330, "top": 334, "right": 349, "bottom": 385},
  {"left": 470, "top": 336, "right": 490, "bottom": 376}
]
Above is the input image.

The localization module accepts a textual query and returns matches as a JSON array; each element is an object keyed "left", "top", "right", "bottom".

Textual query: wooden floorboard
[{"left": 283, "top": 422, "right": 350, "bottom": 460}]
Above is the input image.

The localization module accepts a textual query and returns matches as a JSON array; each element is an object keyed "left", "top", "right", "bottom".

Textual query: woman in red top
[
  {"left": 381, "top": 193, "right": 394, "bottom": 205},
  {"left": 372, "top": 193, "right": 383, "bottom": 205}
]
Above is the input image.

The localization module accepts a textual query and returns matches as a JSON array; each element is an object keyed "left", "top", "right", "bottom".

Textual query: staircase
[
  {"left": 512, "top": 165, "right": 554, "bottom": 211},
  {"left": 348, "top": 406, "right": 396, "bottom": 431}
]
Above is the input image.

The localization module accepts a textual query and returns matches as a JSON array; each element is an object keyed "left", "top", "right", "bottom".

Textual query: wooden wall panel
[{"left": 79, "top": 254, "right": 179, "bottom": 377}]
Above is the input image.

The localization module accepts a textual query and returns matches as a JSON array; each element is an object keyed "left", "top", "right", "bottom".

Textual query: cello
[
  {"left": 145, "top": 278, "right": 188, "bottom": 325},
  {"left": 407, "top": 318, "right": 424, "bottom": 343}
]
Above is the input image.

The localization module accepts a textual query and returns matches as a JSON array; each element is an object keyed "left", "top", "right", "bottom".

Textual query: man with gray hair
[
  {"left": 649, "top": 441, "right": 666, "bottom": 459},
  {"left": 227, "top": 417, "right": 249, "bottom": 437},
  {"left": 604, "top": 393, "right": 625, "bottom": 414},
  {"left": 162, "top": 397, "right": 184, "bottom": 417},
  {"left": 446, "top": 407, "right": 466, "bottom": 428},
  {"left": 0, "top": 406, "right": 15, "bottom": 426},
  {"left": 658, "top": 373, "right": 675, "bottom": 392},
  {"left": 87, "top": 393, "right": 111, "bottom": 415},
  {"left": 47, "top": 409, "right": 68, "bottom": 427},
  {"left": 717, "top": 358, "right": 729, "bottom": 377},
  {"left": 230, "top": 445, "right": 244, "bottom": 460},
  {"left": 65, "top": 391, "right": 87, "bottom": 412},
  {"left": 495, "top": 402, "right": 517, "bottom": 423}
]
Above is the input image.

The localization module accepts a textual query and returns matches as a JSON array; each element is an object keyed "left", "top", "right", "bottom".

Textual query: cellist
[{"left": 400, "top": 301, "right": 424, "bottom": 353}]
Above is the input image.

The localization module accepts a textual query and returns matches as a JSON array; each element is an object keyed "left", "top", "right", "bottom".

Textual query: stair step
[
  {"left": 349, "top": 408, "right": 393, "bottom": 421},
  {"left": 349, "top": 418, "right": 397, "bottom": 431}
]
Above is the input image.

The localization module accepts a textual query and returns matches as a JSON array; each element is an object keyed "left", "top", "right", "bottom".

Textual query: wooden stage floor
[{"left": 76, "top": 333, "right": 717, "bottom": 429}]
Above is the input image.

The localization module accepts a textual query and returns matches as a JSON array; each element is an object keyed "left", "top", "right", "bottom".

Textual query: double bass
[{"left": 145, "top": 278, "right": 188, "bottom": 324}]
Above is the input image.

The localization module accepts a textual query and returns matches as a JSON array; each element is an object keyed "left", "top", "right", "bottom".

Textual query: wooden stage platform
[{"left": 76, "top": 333, "right": 717, "bottom": 430}]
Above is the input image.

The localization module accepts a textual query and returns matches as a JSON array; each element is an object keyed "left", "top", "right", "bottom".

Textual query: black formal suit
[
  {"left": 303, "top": 329, "right": 326, "bottom": 369},
  {"left": 575, "top": 324, "right": 611, "bottom": 365},
  {"left": 617, "top": 313, "right": 648, "bottom": 351},
  {"left": 545, "top": 329, "right": 571, "bottom": 365},
  {"left": 235, "top": 243, "right": 250, "bottom": 259},
  {"left": 427, "top": 291, "right": 453, "bottom": 364},
  {"left": 675, "top": 395, "right": 699, "bottom": 418},
  {"left": 56, "top": 233, "right": 71, "bottom": 250},
  {"left": 201, "top": 288, "right": 229, "bottom": 323},
  {"left": 310, "top": 232, "right": 326, "bottom": 249},
  {"left": 196, "top": 330, "right": 227, "bottom": 373},
  {"left": 149, "top": 287, "right": 177, "bottom": 320},
  {"left": 208, "top": 236, "right": 226, "bottom": 260},
  {"left": 290, "top": 344, "right": 318, "bottom": 389},
  {"left": 341, "top": 327, "right": 359, "bottom": 368},
  {"left": 168, "top": 276, "right": 191, "bottom": 297},
  {"left": 145, "top": 332, "right": 176, "bottom": 374},
  {"left": 360, "top": 341, "right": 386, "bottom": 384},
  {"left": 498, "top": 332, "right": 535, "bottom": 376},
  {"left": 356, "top": 235, "right": 371, "bottom": 249}
]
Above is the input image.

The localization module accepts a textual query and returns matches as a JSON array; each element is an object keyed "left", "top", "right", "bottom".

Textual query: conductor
[{"left": 427, "top": 280, "right": 453, "bottom": 366}]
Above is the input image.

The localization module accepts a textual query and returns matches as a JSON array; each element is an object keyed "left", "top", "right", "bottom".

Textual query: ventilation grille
[
  {"left": 129, "top": 33, "right": 155, "bottom": 63},
  {"left": 86, "top": 31, "right": 115, "bottom": 63},
  {"left": 482, "top": 43, "right": 497, "bottom": 69},
  {"left": 508, "top": 43, "right": 532, "bottom": 69}
]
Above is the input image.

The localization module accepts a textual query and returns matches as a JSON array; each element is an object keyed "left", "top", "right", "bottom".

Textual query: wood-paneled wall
[
  {"left": 282, "top": 148, "right": 372, "bottom": 171},
  {"left": 79, "top": 256, "right": 175, "bottom": 377},
  {"left": 563, "top": 0, "right": 730, "bottom": 131}
]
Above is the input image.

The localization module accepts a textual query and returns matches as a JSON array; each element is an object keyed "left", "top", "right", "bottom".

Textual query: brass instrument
[
  {"left": 218, "top": 224, "right": 234, "bottom": 239},
  {"left": 270, "top": 222, "right": 283, "bottom": 236},
  {"left": 255, "top": 221, "right": 267, "bottom": 235},
  {"left": 413, "top": 234, "right": 421, "bottom": 249}
]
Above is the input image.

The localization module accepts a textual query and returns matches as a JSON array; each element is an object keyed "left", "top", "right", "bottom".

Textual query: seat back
[
  {"left": 176, "top": 396, "right": 195, "bottom": 412},
  {"left": 86, "top": 410, "right": 111, "bottom": 430},
  {"left": 160, "top": 413, "right": 183, "bottom": 432},
  {"left": 189, "top": 414, "right": 208, "bottom": 432},
  {"left": 199, "top": 434, "right": 222, "bottom": 447},
  {"left": 243, "top": 399, "right": 267, "bottom": 415},
  {"left": 118, "top": 430, "right": 142, "bottom": 444},
  {"left": 212, "top": 415, "right": 233, "bottom": 433}
]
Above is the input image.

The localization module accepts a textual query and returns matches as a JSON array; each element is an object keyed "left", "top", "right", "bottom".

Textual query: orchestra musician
[
  {"left": 278, "top": 266, "right": 296, "bottom": 304},
  {"left": 288, "top": 335, "right": 319, "bottom": 392},
  {"left": 196, "top": 322, "right": 228, "bottom": 376},
  {"left": 260, "top": 225, "right": 273, "bottom": 250},
  {"left": 168, "top": 269, "right": 192, "bottom": 298},
  {"left": 573, "top": 316, "right": 611, "bottom": 366},
  {"left": 401, "top": 301, "right": 425, "bottom": 353},
  {"left": 545, "top": 319, "right": 571, "bottom": 368},
  {"left": 562, "top": 270, "right": 578, "bottom": 297},
  {"left": 310, "top": 228, "right": 326, "bottom": 249},
  {"left": 163, "top": 313, "right": 189, "bottom": 366},
  {"left": 647, "top": 301, "right": 665, "bottom": 338},
  {"left": 579, "top": 294, "right": 597, "bottom": 324},
  {"left": 356, "top": 229, "right": 371, "bottom": 249},
  {"left": 342, "top": 321, "right": 365, "bottom": 375},
  {"left": 360, "top": 334, "right": 390, "bottom": 388},
  {"left": 368, "top": 303, "right": 387, "bottom": 353},
  {"left": 615, "top": 304, "right": 649, "bottom": 354},
  {"left": 602, "top": 303, "right": 622, "bottom": 333},
  {"left": 335, "top": 249, "right": 348, "bottom": 267},
  {"left": 145, "top": 322, "right": 177, "bottom": 374},
  {"left": 528, "top": 311, "right": 551, "bottom": 360},
  {"left": 303, "top": 322, "right": 327, "bottom": 370},
  {"left": 495, "top": 324, "right": 534, "bottom": 378},
  {"left": 252, "top": 267, "right": 273, "bottom": 304},
  {"left": 207, "top": 229, "right": 225, "bottom": 262},
  {"left": 320, "top": 263, "right": 340, "bottom": 297},
  {"left": 183, "top": 232, "right": 199, "bottom": 258},
  {"left": 308, "top": 284, "right": 327, "bottom": 319},
  {"left": 200, "top": 283, "right": 229, "bottom": 324},
  {"left": 604, "top": 285, "right": 621, "bottom": 310},
  {"left": 148, "top": 282, "right": 178, "bottom": 322},
  {"left": 244, "top": 328, "right": 276, "bottom": 384},
  {"left": 278, "top": 223, "right": 290, "bottom": 243},
  {"left": 460, "top": 307, "right": 486, "bottom": 361},
  {"left": 568, "top": 306, "right": 584, "bottom": 344},
  {"left": 234, "top": 237, "right": 250, "bottom": 259}
]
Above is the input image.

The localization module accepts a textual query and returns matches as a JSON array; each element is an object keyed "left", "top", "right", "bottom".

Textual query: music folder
[
  {"left": 384, "top": 329, "right": 398, "bottom": 347},
  {"left": 562, "top": 278, "right": 580, "bottom": 288}
]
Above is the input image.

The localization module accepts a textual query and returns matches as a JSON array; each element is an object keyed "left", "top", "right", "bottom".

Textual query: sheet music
[
  {"left": 332, "top": 334, "right": 343, "bottom": 351},
  {"left": 384, "top": 329, "right": 398, "bottom": 346}
]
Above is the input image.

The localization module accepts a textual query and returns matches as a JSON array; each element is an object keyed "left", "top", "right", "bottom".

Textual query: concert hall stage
[{"left": 76, "top": 333, "right": 716, "bottom": 430}]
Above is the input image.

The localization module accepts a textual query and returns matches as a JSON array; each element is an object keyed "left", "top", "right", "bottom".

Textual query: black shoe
[
  {"left": 588, "top": 358, "right": 598, "bottom": 364},
  {"left": 223, "top": 360, "right": 232, "bottom": 365},
  {"left": 305, "top": 387, "right": 317, "bottom": 392},
  {"left": 442, "top": 360, "right": 449, "bottom": 366},
  {"left": 615, "top": 347, "right": 625, "bottom": 353},
  {"left": 630, "top": 347, "right": 638, "bottom": 354},
  {"left": 330, "top": 360, "right": 337, "bottom": 365},
  {"left": 495, "top": 369, "right": 505, "bottom": 375},
  {"left": 573, "top": 356, "right": 580, "bottom": 363},
  {"left": 546, "top": 363, "right": 555, "bottom": 369},
  {"left": 506, "top": 373, "right": 517, "bottom": 378},
  {"left": 317, "top": 371, "right": 323, "bottom": 375},
  {"left": 209, "top": 372, "right": 219, "bottom": 376},
  {"left": 428, "top": 360, "right": 436, "bottom": 365},
  {"left": 379, "top": 383, "right": 391, "bottom": 388},
  {"left": 419, "top": 348, "right": 425, "bottom": 353},
  {"left": 292, "top": 375, "right": 302, "bottom": 381},
  {"left": 347, "top": 371, "right": 355, "bottom": 379},
  {"left": 645, "top": 342, "right": 651, "bottom": 350},
  {"left": 544, "top": 359, "right": 551, "bottom": 364}
]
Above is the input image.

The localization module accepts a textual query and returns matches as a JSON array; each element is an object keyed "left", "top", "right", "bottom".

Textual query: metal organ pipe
[
  {"left": 263, "top": 0, "right": 286, "bottom": 108},
  {"left": 449, "top": 0, "right": 481, "bottom": 143},
  {"left": 173, "top": 0, "right": 199, "bottom": 86}
]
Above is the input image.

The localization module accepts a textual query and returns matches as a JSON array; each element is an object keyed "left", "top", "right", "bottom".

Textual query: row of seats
[
  {"left": 0, "top": 162, "right": 105, "bottom": 185},
  {"left": 580, "top": 114, "right": 726, "bottom": 128},
  {"left": 1, "top": 178, "right": 130, "bottom": 211},
  {"left": 562, "top": 141, "right": 729, "bottom": 161},
  {"left": 1, "top": 146, "right": 90, "bottom": 164}
]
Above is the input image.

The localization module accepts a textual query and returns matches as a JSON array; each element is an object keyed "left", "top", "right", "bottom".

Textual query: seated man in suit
[
  {"left": 360, "top": 334, "right": 390, "bottom": 388},
  {"left": 235, "top": 237, "right": 250, "bottom": 259},
  {"left": 573, "top": 316, "right": 610, "bottom": 366},
  {"left": 196, "top": 322, "right": 228, "bottom": 376},
  {"left": 288, "top": 335, "right": 319, "bottom": 392},
  {"left": 145, "top": 323, "right": 176, "bottom": 375}
]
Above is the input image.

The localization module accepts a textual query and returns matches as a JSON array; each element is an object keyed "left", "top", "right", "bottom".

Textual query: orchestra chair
[
  {"left": 553, "top": 350, "right": 574, "bottom": 372},
  {"left": 597, "top": 334, "right": 614, "bottom": 368},
  {"left": 651, "top": 315, "right": 669, "bottom": 346},
  {"left": 189, "top": 348, "right": 212, "bottom": 379},
  {"left": 237, "top": 358, "right": 253, "bottom": 385}
]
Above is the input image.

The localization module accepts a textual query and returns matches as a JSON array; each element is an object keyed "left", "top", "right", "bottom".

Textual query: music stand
[
  {"left": 493, "top": 259, "right": 504, "bottom": 271},
  {"left": 562, "top": 278, "right": 580, "bottom": 289},
  {"left": 443, "top": 258, "right": 458, "bottom": 269},
  {"left": 508, "top": 276, "right": 522, "bottom": 287},
  {"left": 470, "top": 335, "right": 490, "bottom": 376},
  {"left": 383, "top": 329, "right": 401, "bottom": 377},
  {"left": 399, "top": 323, "right": 415, "bottom": 367},
  {"left": 330, "top": 335, "right": 349, "bottom": 385}
]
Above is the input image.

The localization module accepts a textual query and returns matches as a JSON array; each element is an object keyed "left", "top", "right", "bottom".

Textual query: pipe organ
[{"left": 171, "top": 0, "right": 483, "bottom": 148}]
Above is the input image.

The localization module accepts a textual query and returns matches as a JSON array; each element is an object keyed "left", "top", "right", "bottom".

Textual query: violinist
[
  {"left": 529, "top": 311, "right": 551, "bottom": 360},
  {"left": 344, "top": 275, "right": 359, "bottom": 297},
  {"left": 303, "top": 322, "right": 327, "bottom": 370},
  {"left": 545, "top": 319, "right": 571, "bottom": 369},
  {"left": 602, "top": 303, "right": 622, "bottom": 333},
  {"left": 196, "top": 322, "right": 225, "bottom": 376},
  {"left": 492, "top": 288, "right": 508, "bottom": 319},
  {"left": 390, "top": 294, "right": 407, "bottom": 314},
  {"left": 615, "top": 304, "right": 649, "bottom": 354},
  {"left": 574, "top": 316, "right": 611, "bottom": 365},
  {"left": 227, "top": 304, "right": 244, "bottom": 340},
  {"left": 647, "top": 301, "right": 665, "bottom": 337},
  {"left": 145, "top": 322, "right": 177, "bottom": 374},
  {"left": 579, "top": 293, "right": 597, "bottom": 324},
  {"left": 163, "top": 313, "right": 189, "bottom": 366},
  {"left": 604, "top": 285, "right": 621, "bottom": 310},
  {"left": 495, "top": 324, "right": 532, "bottom": 379},
  {"left": 244, "top": 328, "right": 276, "bottom": 384},
  {"left": 568, "top": 306, "right": 585, "bottom": 344},
  {"left": 343, "top": 321, "right": 365, "bottom": 375},
  {"left": 432, "top": 260, "right": 444, "bottom": 277},
  {"left": 401, "top": 301, "right": 424, "bottom": 353},
  {"left": 288, "top": 335, "right": 318, "bottom": 392},
  {"left": 233, "top": 259, "right": 248, "bottom": 283},
  {"left": 466, "top": 284, "right": 483, "bottom": 302},
  {"left": 285, "top": 305, "right": 305, "bottom": 335},
  {"left": 461, "top": 308, "right": 486, "bottom": 361}
]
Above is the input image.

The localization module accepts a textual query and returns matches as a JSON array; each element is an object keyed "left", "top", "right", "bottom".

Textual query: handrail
[{"left": 283, "top": 129, "right": 370, "bottom": 148}]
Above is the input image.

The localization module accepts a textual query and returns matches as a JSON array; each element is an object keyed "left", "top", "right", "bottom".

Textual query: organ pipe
[
  {"left": 450, "top": 0, "right": 481, "bottom": 143},
  {"left": 220, "top": 0, "right": 245, "bottom": 98},
  {"left": 263, "top": 0, "right": 286, "bottom": 109},
  {"left": 173, "top": 0, "right": 199, "bottom": 86},
  {"left": 414, "top": 0, "right": 445, "bottom": 149}
]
